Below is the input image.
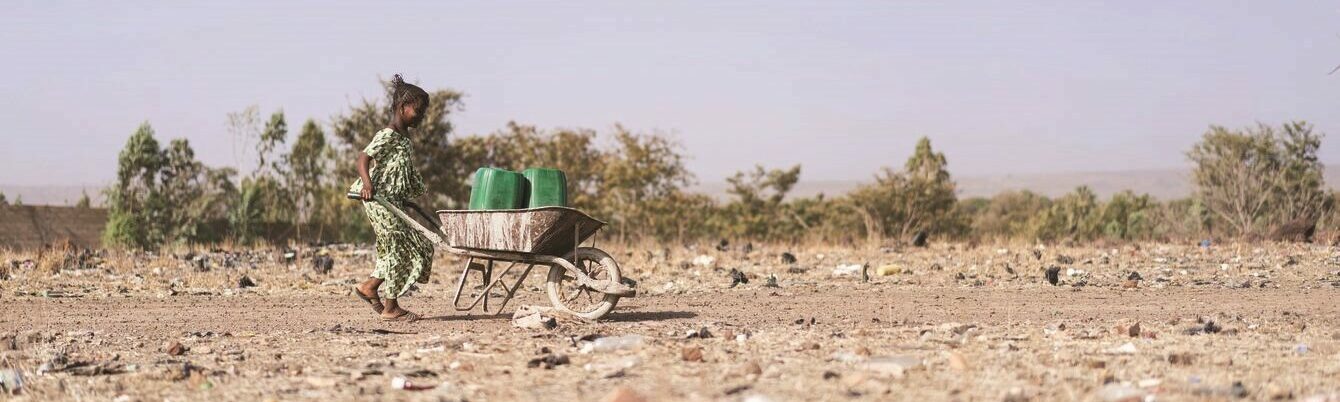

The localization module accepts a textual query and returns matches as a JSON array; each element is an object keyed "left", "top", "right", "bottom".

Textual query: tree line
[{"left": 98, "top": 78, "right": 1340, "bottom": 249}]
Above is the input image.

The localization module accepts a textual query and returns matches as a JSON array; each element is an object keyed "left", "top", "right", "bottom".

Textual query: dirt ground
[{"left": 2, "top": 242, "right": 1340, "bottom": 401}]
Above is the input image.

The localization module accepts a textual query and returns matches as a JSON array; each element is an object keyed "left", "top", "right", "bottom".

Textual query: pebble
[
  {"left": 862, "top": 355, "right": 922, "bottom": 378},
  {"left": 237, "top": 275, "right": 256, "bottom": 288},
  {"left": 946, "top": 351, "right": 969, "bottom": 371},
  {"left": 742, "top": 361, "right": 763, "bottom": 376},
  {"left": 602, "top": 386, "right": 647, "bottom": 402},
  {"left": 1106, "top": 342, "right": 1137, "bottom": 355},
  {"left": 165, "top": 341, "right": 187, "bottom": 356},
  {"left": 1095, "top": 383, "right": 1145, "bottom": 402},
  {"left": 681, "top": 345, "right": 704, "bottom": 362}
]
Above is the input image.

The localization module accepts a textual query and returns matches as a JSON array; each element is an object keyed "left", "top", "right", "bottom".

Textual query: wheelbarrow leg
[{"left": 453, "top": 258, "right": 493, "bottom": 312}]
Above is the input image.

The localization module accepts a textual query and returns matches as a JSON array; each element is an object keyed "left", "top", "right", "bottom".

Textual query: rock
[
  {"left": 512, "top": 306, "right": 559, "bottom": 330},
  {"left": 166, "top": 341, "right": 188, "bottom": 356},
  {"left": 0, "top": 369, "right": 23, "bottom": 395},
  {"left": 862, "top": 355, "right": 922, "bottom": 378},
  {"left": 1127, "top": 272, "right": 1142, "bottom": 281},
  {"left": 693, "top": 255, "right": 716, "bottom": 268},
  {"left": 237, "top": 275, "right": 256, "bottom": 288},
  {"left": 311, "top": 255, "right": 334, "bottom": 274},
  {"left": 1116, "top": 322, "right": 1140, "bottom": 338},
  {"left": 911, "top": 231, "right": 928, "bottom": 247},
  {"left": 684, "top": 327, "right": 713, "bottom": 339},
  {"left": 586, "top": 335, "right": 644, "bottom": 353},
  {"left": 764, "top": 275, "right": 779, "bottom": 288},
  {"left": 602, "top": 386, "right": 647, "bottom": 402},
  {"left": 0, "top": 334, "right": 15, "bottom": 351},
  {"left": 1106, "top": 342, "right": 1137, "bottom": 355},
  {"left": 1168, "top": 352, "right": 1193, "bottom": 366},
  {"left": 1095, "top": 383, "right": 1145, "bottom": 402},
  {"left": 876, "top": 265, "right": 900, "bottom": 276},
  {"left": 946, "top": 351, "right": 969, "bottom": 371},
  {"left": 681, "top": 345, "right": 703, "bottom": 362},
  {"left": 1045, "top": 267, "right": 1061, "bottom": 285},
  {"left": 742, "top": 361, "right": 763, "bottom": 376},
  {"left": 1057, "top": 255, "right": 1075, "bottom": 264},
  {"left": 1122, "top": 280, "right": 1139, "bottom": 289},
  {"left": 729, "top": 269, "right": 749, "bottom": 288},
  {"left": 822, "top": 370, "right": 840, "bottom": 380},
  {"left": 780, "top": 252, "right": 797, "bottom": 264},
  {"left": 527, "top": 354, "right": 570, "bottom": 369}
]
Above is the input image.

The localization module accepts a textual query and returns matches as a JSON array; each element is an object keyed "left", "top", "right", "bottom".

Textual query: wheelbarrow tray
[{"left": 437, "top": 207, "right": 605, "bottom": 256}]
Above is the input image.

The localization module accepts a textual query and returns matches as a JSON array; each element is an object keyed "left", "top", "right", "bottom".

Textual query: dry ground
[{"left": 2, "top": 242, "right": 1340, "bottom": 401}]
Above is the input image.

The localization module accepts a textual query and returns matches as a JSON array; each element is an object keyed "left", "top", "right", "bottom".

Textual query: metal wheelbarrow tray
[{"left": 436, "top": 207, "right": 603, "bottom": 257}]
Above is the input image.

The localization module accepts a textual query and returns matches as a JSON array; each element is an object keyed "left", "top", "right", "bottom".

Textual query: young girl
[{"left": 351, "top": 74, "right": 433, "bottom": 322}]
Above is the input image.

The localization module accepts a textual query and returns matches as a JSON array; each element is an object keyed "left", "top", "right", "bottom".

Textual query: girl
[{"left": 351, "top": 74, "right": 433, "bottom": 322}]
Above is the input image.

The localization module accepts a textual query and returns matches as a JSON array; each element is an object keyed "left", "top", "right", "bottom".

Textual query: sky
[{"left": 2, "top": 0, "right": 1338, "bottom": 187}]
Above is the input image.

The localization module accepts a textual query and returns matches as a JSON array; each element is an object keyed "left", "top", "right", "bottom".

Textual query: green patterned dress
[{"left": 349, "top": 128, "right": 433, "bottom": 299}]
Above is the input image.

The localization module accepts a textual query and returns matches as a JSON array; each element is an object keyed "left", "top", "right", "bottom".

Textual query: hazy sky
[{"left": 2, "top": 0, "right": 1338, "bottom": 187}]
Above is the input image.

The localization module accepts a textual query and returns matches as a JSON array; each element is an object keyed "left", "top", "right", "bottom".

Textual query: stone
[
  {"left": 742, "top": 361, "right": 762, "bottom": 376},
  {"left": 681, "top": 345, "right": 704, "bottom": 362},
  {"left": 876, "top": 265, "right": 901, "bottom": 276},
  {"left": 729, "top": 269, "right": 749, "bottom": 288},
  {"left": 166, "top": 341, "right": 188, "bottom": 356},
  {"left": 947, "top": 352, "right": 969, "bottom": 371},
  {"left": 1168, "top": 352, "right": 1193, "bottom": 366},
  {"left": 1045, "top": 267, "right": 1061, "bottom": 285},
  {"left": 1095, "top": 383, "right": 1145, "bottom": 402},
  {"left": 237, "top": 276, "right": 256, "bottom": 288},
  {"left": 602, "top": 386, "right": 647, "bottom": 402},
  {"left": 862, "top": 355, "right": 922, "bottom": 378}
]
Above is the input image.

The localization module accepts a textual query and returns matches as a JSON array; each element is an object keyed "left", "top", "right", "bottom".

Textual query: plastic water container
[
  {"left": 522, "top": 168, "right": 568, "bottom": 208},
  {"left": 468, "top": 168, "right": 526, "bottom": 210}
]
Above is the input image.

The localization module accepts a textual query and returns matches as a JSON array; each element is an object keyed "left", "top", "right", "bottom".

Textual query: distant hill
[{"left": 5, "top": 165, "right": 1339, "bottom": 206}]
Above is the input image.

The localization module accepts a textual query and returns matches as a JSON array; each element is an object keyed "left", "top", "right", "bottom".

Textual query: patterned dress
[{"left": 349, "top": 128, "right": 433, "bottom": 299}]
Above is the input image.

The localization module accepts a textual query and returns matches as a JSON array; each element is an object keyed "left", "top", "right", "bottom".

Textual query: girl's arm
[{"left": 357, "top": 151, "right": 375, "bottom": 199}]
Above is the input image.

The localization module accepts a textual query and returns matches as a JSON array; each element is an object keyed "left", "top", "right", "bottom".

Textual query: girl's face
[{"left": 401, "top": 104, "right": 427, "bottom": 128}]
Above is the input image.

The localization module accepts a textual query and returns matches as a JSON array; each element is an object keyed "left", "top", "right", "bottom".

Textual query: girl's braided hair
[{"left": 390, "top": 73, "right": 430, "bottom": 111}]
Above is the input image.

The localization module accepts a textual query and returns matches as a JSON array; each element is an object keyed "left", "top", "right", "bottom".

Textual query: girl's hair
[{"left": 390, "top": 74, "right": 431, "bottom": 110}]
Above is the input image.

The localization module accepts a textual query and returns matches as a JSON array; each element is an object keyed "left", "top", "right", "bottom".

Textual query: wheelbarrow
[{"left": 347, "top": 193, "right": 636, "bottom": 320}]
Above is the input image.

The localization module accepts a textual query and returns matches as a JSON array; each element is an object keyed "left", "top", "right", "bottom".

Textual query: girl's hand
[{"left": 361, "top": 182, "right": 375, "bottom": 200}]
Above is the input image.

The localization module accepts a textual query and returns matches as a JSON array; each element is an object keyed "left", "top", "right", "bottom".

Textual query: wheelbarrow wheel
[{"left": 546, "top": 247, "right": 621, "bottom": 320}]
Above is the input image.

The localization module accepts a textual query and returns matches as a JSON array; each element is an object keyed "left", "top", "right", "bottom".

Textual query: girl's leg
[{"left": 358, "top": 277, "right": 383, "bottom": 298}]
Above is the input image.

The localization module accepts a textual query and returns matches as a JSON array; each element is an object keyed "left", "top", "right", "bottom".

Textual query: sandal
[
  {"left": 381, "top": 311, "right": 421, "bottom": 322},
  {"left": 352, "top": 286, "right": 384, "bottom": 314}
]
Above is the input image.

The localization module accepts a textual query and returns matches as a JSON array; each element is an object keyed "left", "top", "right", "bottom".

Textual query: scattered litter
[
  {"left": 876, "top": 265, "right": 900, "bottom": 276},
  {"left": 833, "top": 264, "right": 862, "bottom": 277},
  {"left": 583, "top": 335, "right": 644, "bottom": 353},
  {"left": 0, "top": 369, "right": 22, "bottom": 395}
]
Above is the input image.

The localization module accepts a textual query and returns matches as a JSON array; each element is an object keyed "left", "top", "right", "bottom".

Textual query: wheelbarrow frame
[{"left": 350, "top": 193, "right": 635, "bottom": 320}]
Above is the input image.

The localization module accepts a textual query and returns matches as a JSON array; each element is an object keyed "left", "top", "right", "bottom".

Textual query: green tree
[
  {"left": 103, "top": 122, "right": 166, "bottom": 249},
  {"left": 849, "top": 137, "right": 957, "bottom": 244},
  {"left": 287, "top": 119, "right": 337, "bottom": 240},
  {"left": 1031, "top": 186, "right": 1101, "bottom": 242},
  {"left": 718, "top": 165, "right": 802, "bottom": 240},
  {"left": 0, "top": 193, "right": 7, "bottom": 206},
  {"left": 75, "top": 191, "right": 91, "bottom": 209},
  {"left": 967, "top": 190, "right": 1052, "bottom": 241}
]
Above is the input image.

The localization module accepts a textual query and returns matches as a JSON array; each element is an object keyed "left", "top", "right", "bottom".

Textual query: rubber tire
[{"left": 546, "top": 247, "right": 622, "bottom": 320}]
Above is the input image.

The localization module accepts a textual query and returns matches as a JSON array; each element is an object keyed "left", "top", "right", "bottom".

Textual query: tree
[
  {"left": 718, "top": 165, "right": 802, "bottom": 240},
  {"left": 103, "top": 122, "right": 166, "bottom": 249},
  {"left": 288, "top": 119, "right": 337, "bottom": 240},
  {"left": 848, "top": 137, "right": 958, "bottom": 244},
  {"left": 1031, "top": 186, "right": 1101, "bottom": 242},
  {"left": 967, "top": 191, "right": 1052, "bottom": 241},
  {"left": 0, "top": 193, "right": 7, "bottom": 206},
  {"left": 75, "top": 191, "right": 91, "bottom": 209},
  {"left": 1188, "top": 122, "right": 1328, "bottom": 237}
]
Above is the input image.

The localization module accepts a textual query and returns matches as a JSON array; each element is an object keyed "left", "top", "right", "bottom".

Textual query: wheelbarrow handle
[{"left": 346, "top": 191, "right": 441, "bottom": 236}]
